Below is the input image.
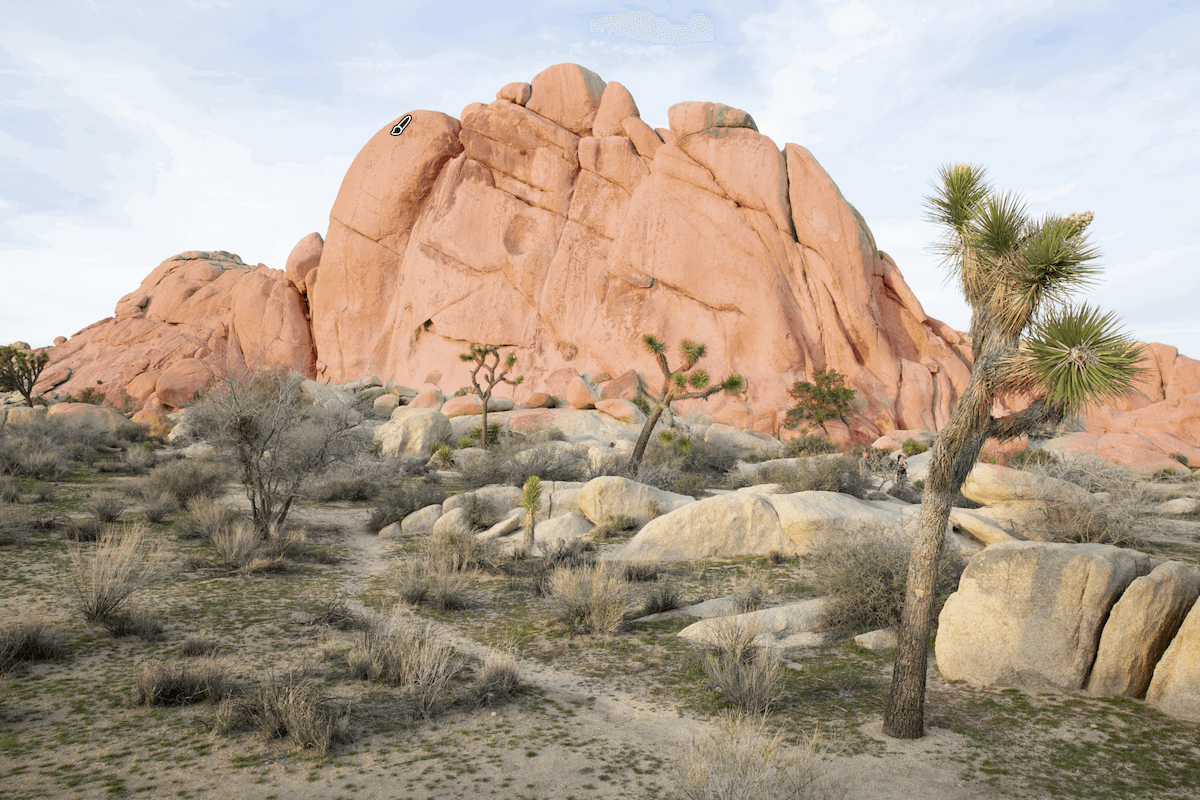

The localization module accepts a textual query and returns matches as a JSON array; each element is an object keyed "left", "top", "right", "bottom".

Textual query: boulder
[
  {"left": 45, "top": 403, "right": 141, "bottom": 438},
  {"left": 479, "top": 507, "right": 525, "bottom": 540},
  {"left": 633, "top": 595, "right": 744, "bottom": 624},
  {"left": 936, "top": 541, "right": 1152, "bottom": 691},
  {"left": 430, "top": 506, "right": 471, "bottom": 537},
  {"left": 524, "top": 392, "right": 556, "bottom": 408},
  {"left": 525, "top": 62, "right": 606, "bottom": 137},
  {"left": 507, "top": 408, "right": 640, "bottom": 443},
  {"left": 765, "top": 491, "right": 955, "bottom": 555},
  {"left": 400, "top": 504, "right": 443, "bottom": 537},
  {"left": 285, "top": 232, "right": 323, "bottom": 294},
  {"left": 533, "top": 511, "right": 594, "bottom": 545},
  {"left": 541, "top": 480, "right": 586, "bottom": 519},
  {"left": 373, "top": 393, "right": 401, "bottom": 414},
  {"left": 595, "top": 398, "right": 645, "bottom": 425},
  {"left": 574, "top": 476, "right": 694, "bottom": 527},
  {"left": 619, "top": 491, "right": 788, "bottom": 562},
  {"left": 566, "top": 376, "right": 602, "bottom": 409},
  {"left": 960, "top": 462, "right": 1093, "bottom": 507},
  {"left": 854, "top": 628, "right": 899, "bottom": 652},
  {"left": 703, "top": 423, "right": 784, "bottom": 459},
  {"left": 6, "top": 406, "right": 47, "bottom": 426},
  {"left": 1087, "top": 561, "right": 1200, "bottom": 698},
  {"left": 374, "top": 408, "right": 452, "bottom": 456},
  {"left": 678, "top": 597, "right": 836, "bottom": 648},
  {"left": 1155, "top": 497, "right": 1200, "bottom": 515},
  {"left": 947, "top": 507, "right": 1019, "bottom": 547},
  {"left": 443, "top": 485, "right": 524, "bottom": 527},
  {"left": 441, "top": 394, "right": 485, "bottom": 418},
  {"left": 1146, "top": 599, "right": 1200, "bottom": 721}
]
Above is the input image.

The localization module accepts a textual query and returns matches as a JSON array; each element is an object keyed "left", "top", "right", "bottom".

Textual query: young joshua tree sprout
[
  {"left": 458, "top": 343, "right": 524, "bottom": 451},
  {"left": 883, "top": 164, "right": 1144, "bottom": 740},
  {"left": 628, "top": 336, "right": 745, "bottom": 471},
  {"left": 520, "top": 474, "right": 542, "bottom": 553}
]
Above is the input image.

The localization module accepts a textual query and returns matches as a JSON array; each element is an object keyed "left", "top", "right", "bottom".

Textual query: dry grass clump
[
  {"left": 175, "top": 497, "right": 237, "bottom": 541},
  {"left": 426, "top": 521, "right": 498, "bottom": 572},
  {"left": 394, "top": 555, "right": 475, "bottom": 611},
  {"left": 732, "top": 568, "right": 770, "bottom": 613},
  {"left": 142, "top": 491, "right": 177, "bottom": 524},
  {"left": 307, "top": 594, "right": 369, "bottom": 632},
  {"left": 702, "top": 618, "right": 783, "bottom": 715},
  {"left": 591, "top": 513, "right": 637, "bottom": 541},
  {"left": 136, "top": 659, "right": 232, "bottom": 706},
  {"left": 547, "top": 563, "right": 635, "bottom": 635},
  {"left": 138, "top": 458, "right": 229, "bottom": 506},
  {"left": 0, "top": 424, "right": 75, "bottom": 479},
  {"left": 347, "top": 609, "right": 464, "bottom": 719},
  {"left": 0, "top": 476, "right": 20, "bottom": 504},
  {"left": 641, "top": 580, "right": 685, "bottom": 616},
  {"left": 65, "top": 521, "right": 164, "bottom": 623},
  {"left": 89, "top": 494, "right": 127, "bottom": 523},
  {"left": 676, "top": 711, "right": 845, "bottom": 800},
  {"left": 179, "top": 632, "right": 221, "bottom": 658},
  {"left": 63, "top": 517, "right": 105, "bottom": 542},
  {"left": 620, "top": 557, "right": 664, "bottom": 583},
  {"left": 0, "top": 615, "right": 69, "bottom": 672},
  {"left": 0, "top": 504, "right": 36, "bottom": 546},
  {"left": 470, "top": 649, "right": 522, "bottom": 706},
  {"left": 754, "top": 455, "right": 870, "bottom": 499},
  {"left": 211, "top": 521, "right": 260, "bottom": 567},
  {"left": 102, "top": 609, "right": 164, "bottom": 640},
  {"left": 215, "top": 668, "right": 349, "bottom": 753},
  {"left": 806, "top": 522, "right": 964, "bottom": 633}
]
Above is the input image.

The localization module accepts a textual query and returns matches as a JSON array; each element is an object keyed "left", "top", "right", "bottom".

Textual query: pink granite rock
[
  {"left": 567, "top": 376, "right": 601, "bottom": 409},
  {"left": 285, "top": 232, "right": 323, "bottom": 295},
  {"left": 596, "top": 398, "right": 644, "bottom": 424}
]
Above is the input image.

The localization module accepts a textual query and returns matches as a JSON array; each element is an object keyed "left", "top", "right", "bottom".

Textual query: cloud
[
  {"left": 1100, "top": 232, "right": 1123, "bottom": 241},
  {"left": 884, "top": 164, "right": 908, "bottom": 171},
  {"left": 1025, "top": 182, "right": 1076, "bottom": 203},
  {"left": 588, "top": 11, "right": 714, "bottom": 44}
]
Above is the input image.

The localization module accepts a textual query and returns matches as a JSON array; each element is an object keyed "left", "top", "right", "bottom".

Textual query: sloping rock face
[
  {"left": 38, "top": 251, "right": 315, "bottom": 409},
  {"left": 307, "top": 62, "right": 975, "bottom": 441}
]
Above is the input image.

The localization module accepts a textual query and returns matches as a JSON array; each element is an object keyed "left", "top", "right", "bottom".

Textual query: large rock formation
[{"left": 39, "top": 251, "right": 314, "bottom": 409}]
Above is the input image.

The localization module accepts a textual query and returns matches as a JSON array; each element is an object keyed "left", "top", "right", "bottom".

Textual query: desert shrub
[
  {"left": 0, "top": 616, "right": 68, "bottom": 672},
  {"left": 140, "top": 458, "right": 229, "bottom": 506},
  {"left": 702, "top": 618, "right": 783, "bottom": 714},
  {"left": 221, "top": 668, "right": 348, "bottom": 753},
  {"left": 901, "top": 438, "right": 929, "bottom": 456},
  {"left": 759, "top": 455, "right": 869, "bottom": 499},
  {"left": 394, "top": 557, "right": 432, "bottom": 605},
  {"left": 470, "top": 648, "right": 522, "bottom": 707},
  {"left": 307, "top": 475, "right": 382, "bottom": 502},
  {"left": 427, "top": 566, "right": 474, "bottom": 611},
  {"left": 0, "top": 477, "right": 20, "bottom": 504},
  {"left": 65, "top": 521, "right": 164, "bottom": 623},
  {"left": 671, "top": 472, "right": 711, "bottom": 499},
  {"left": 63, "top": 517, "right": 105, "bottom": 542},
  {"left": 179, "top": 632, "right": 221, "bottom": 658},
  {"left": 466, "top": 421, "right": 504, "bottom": 446},
  {"left": 122, "top": 446, "right": 156, "bottom": 474},
  {"left": 15, "top": 447, "right": 72, "bottom": 481},
  {"left": 591, "top": 513, "right": 637, "bottom": 541},
  {"left": 142, "top": 491, "right": 177, "bottom": 524},
  {"left": 425, "top": 521, "right": 497, "bottom": 572},
  {"left": 732, "top": 569, "right": 770, "bottom": 613},
  {"left": 348, "top": 610, "right": 463, "bottom": 719},
  {"left": 1003, "top": 448, "right": 1058, "bottom": 470},
  {"left": 675, "top": 711, "right": 843, "bottom": 800},
  {"left": 621, "top": 558, "right": 663, "bottom": 583},
  {"left": 807, "top": 522, "right": 965, "bottom": 633},
  {"left": 431, "top": 443, "right": 454, "bottom": 467},
  {"left": 89, "top": 494, "right": 126, "bottom": 523},
  {"left": 1017, "top": 455, "right": 1161, "bottom": 546},
  {"left": 103, "top": 609, "right": 164, "bottom": 639},
  {"left": 0, "top": 505, "right": 35, "bottom": 547},
  {"left": 784, "top": 433, "right": 838, "bottom": 457},
  {"left": 136, "top": 658, "right": 232, "bottom": 706},
  {"left": 211, "top": 521, "right": 261, "bottom": 567},
  {"left": 642, "top": 580, "right": 684, "bottom": 616},
  {"left": 307, "top": 594, "right": 368, "bottom": 632},
  {"left": 1171, "top": 452, "right": 1191, "bottom": 467},
  {"left": 503, "top": 442, "right": 590, "bottom": 486},
  {"left": 547, "top": 563, "right": 634, "bottom": 635},
  {"left": 644, "top": 435, "right": 739, "bottom": 482},
  {"left": 261, "top": 523, "right": 307, "bottom": 561},
  {"left": 32, "top": 484, "right": 56, "bottom": 503},
  {"left": 367, "top": 479, "right": 447, "bottom": 532},
  {"left": 175, "top": 497, "right": 237, "bottom": 541}
]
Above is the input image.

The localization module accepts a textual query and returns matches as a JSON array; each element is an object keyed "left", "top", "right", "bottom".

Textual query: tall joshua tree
[
  {"left": 628, "top": 336, "right": 745, "bottom": 471},
  {"left": 882, "top": 164, "right": 1145, "bottom": 739},
  {"left": 459, "top": 343, "right": 523, "bottom": 451}
]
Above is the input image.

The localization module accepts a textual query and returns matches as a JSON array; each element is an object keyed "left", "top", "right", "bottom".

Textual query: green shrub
[
  {"left": 307, "top": 475, "right": 381, "bottom": 502},
  {"left": 671, "top": 472, "right": 711, "bottom": 499},
  {"left": 366, "top": 479, "right": 447, "bottom": 532},
  {"left": 806, "top": 522, "right": 965, "bottom": 633},
  {"left": 783, "top": 367, "right": 855, "bottom": 433},
  {"left": 784, "top": 433, "right": 838, "bottom": 457},
  {"left": 1004, "top": 448, "right": 1058, "bottom": 470},
  {"left": 1171, "top": 452, "right": 1190, "bottom": 467},
  {"left": 758, "top": 455, "right": 870, "bottom": 499},
  {"left": 901, "top": 438, "right": 929, "bottom": 456}
]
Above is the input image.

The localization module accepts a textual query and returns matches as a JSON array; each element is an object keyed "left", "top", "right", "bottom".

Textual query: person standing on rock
[
  {"left": 859, "top": 450, "right": 870, "bottom": 479},
  {"left": 895, "top": 453, "right": 908, "bottom": 486}
]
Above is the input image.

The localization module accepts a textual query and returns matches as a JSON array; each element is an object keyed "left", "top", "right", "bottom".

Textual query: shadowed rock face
[{"left": 307, "top": 62, "right": 974, "bottom": 442}]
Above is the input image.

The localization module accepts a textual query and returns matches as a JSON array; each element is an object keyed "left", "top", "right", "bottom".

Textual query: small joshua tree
[
  {"left": 520, "top": 475, "right": 541, "bottom": 553},
  {"left": 459, "top": 344, "right": 523, "bottom": 451},
  {"left": 784, "top": 367, "right": 855, "bottom": 434},
  {"left": 0, "top": 345, "right": 50, "bottom": 408},
  {"left": 629, "top": 336, "right": 745, "bottom": 471}
]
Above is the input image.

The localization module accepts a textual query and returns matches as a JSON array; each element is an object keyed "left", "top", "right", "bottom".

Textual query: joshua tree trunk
[
  {"left": 628, "top": 402, "right": 667, "bottom": 472},
  {"left": 479, "top": 389, "right": 491, "bottom": 451}
]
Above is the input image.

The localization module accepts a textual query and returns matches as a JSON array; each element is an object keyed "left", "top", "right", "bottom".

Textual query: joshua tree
[
  {"left": 459, "top": 343, "right": 523, "bottom": 451},
  {"left": 0, "top": 345, "right": 50, "bottom": 408},
  {"left": 520, "top": 475, "right": 542, "bottom": 552},
  {"left": 784, "top": 366, "right": 856, "bottom": 434},
  {"left": 628, "top": 336, "right": 745, "bottom": 471},
  {"left": 882, "top": 164, "right": 1144, "bottom": 739}
]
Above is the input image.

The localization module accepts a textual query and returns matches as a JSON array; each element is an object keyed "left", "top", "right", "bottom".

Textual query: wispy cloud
[
  {"left": 589, "top": 11, "right": 714, "bottom": 44},
  {"left": 1026, "top": 182, "right": 1076, "bottom": 203}
]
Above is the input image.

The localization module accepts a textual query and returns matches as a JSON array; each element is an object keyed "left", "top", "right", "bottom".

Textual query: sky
[{"left": 2, "top": 0, "right": 1198, "bottom": 359}]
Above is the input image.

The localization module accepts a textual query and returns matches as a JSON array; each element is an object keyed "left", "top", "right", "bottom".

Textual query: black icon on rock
[{"left": 391, "top": 115, "right": 412, "bottom": 136}]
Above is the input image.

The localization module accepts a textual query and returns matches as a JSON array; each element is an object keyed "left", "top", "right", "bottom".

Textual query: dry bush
[
  {"left": 348, "top": 609, "right": 464, "bottom": 719},
  {"left": 645, "top": 435, "right": 739, "bottom": 483},
  {"left": 471, "top": 649, "right": 521, "bottom": 706},
  {"left": 89, "top": 494, "right": 127, "bottom": 523},
  {"left": 103, "top": 609, "right": 164, "bottom": 639},
  {"left": 702, "top": 618, "right": 783, "bottom": 714},
  {"left": 212, "top": 521, "right": 260, "bottom": 567},
  {"left": 642, "top": 580, "right": 684, "bottom": 616},
  {"left": 426, "top": 521, "right": 497, "bottom": 572},
  {"left": 139, "top": 458, "right": 229, "bottom": 507},
  {"left": 122, "top": 446, "right": 156, "bottom": 474},
  {"left": 307, "top": 594, "right": 369, "bottom": 632},
  {"left": 547, "top": 563, "right": 634, "bottom": 635},
  {"left": 676, "top": 711, "right": 845, "bottom": 800},
  {"left": 179, "top": 632, "right": 221, "bottom": 658},
  {"left": 17, "top": 447, "right": 73, "bottom": 481},
  {"left": 136, "top": 659, "right": 232, "bottom": 706},
  {"left": 620, "top": 558, "right": 664, "bottom": 583},
  {"left": 32, "top": 484, "right": 56, "bottom": 503},
  {"left": 0, "top": 615, "right": 68, "bottom": 672},
  {"left": 784, "top": 433, "right": 839, "bottom": 457},
  {"left": 65, "top": 521, "right": 164, "bottom": 623},
  {"left": 806, "top": 522, "right": 964, "bottom": 633},
  {"left": 732, "top": 569, "right": 770, "bottom": 613},
  {"left": 64, "top": 517, "right": 105, "bottom": 542},
  {"left": 1017, "top": 454, "right": 1162, "bottom": 547},
  {"left": 176, "top": 497, "right": 236, "bottom": 541},
  {"left": 394, "top": 557, "right": 432, "bottom": 605},
  {"left": 0, "top": 476, "right": 20, "bottom": 504},
  {"left": 262, "top": 523, "right": 307, "bottom": 561},
  {"left": 221, "top": 668, "right": 348, "bottom": 753},
  {"left": 0, "top": 504, "right": 35, "bottom": 546},
  {"left": 142, "top": 491, "right": 177, "bottom": 524},
  {"left": 367, "top": 479, "right": 447, "bottom": 532},
  {"left": 753, "top": 456, "right": 870, "bottom": 499}
]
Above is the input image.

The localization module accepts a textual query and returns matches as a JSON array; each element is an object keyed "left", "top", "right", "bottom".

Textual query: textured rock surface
[
  {"left": 574, "top": 476, "right": 693, "bottom": 527},
  {"left": 936, "top": 542, "right": 1151, "bottom": 691},
  {"left": 1086, "top": 561, "right": 1200, "bottom": 698},
  {"left": 1146, "top": 599, "right": 1200, "bottom": 721},
  {"left": 38, "top": 251, "right": 314, "bottom": 409},
  {"left": 374, "top": 408, "right": 452, "bottom": 456}
]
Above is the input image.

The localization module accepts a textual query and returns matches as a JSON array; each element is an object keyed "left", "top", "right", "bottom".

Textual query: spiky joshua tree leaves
[
  {"left": 882, "top": 164, "right": 1145, "bottom": 739},
  {"left": 520, "top": 475, "right": 542, "bottom": 553},
  {"left": 459, "top": 343, "right": 524, "bottom": 451},
  {"left": 628, "top": 336, "right": 745, "bottom": 471},
  {"left": 784, "top": 367, "right": 856, "bottom": 433},
  {"left": 0, "top": 345, "right": 50, "bottom": 408}
]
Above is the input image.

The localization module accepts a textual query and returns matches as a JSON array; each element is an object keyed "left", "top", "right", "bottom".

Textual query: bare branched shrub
[
  {"left": 348, "top": 609, "right": 464, "bottom": 718},
  {"left": 642, "top": 580, "right": 684, "bottom": 616},
  {"left": 139, "top": 458, "right": 229, "bottom": 506},
  {"left": 0, "top": 504, "right": 35, "bottom": 546},
  {"left": 136, "top": 658, "right": 232, "bottom": 706},
  {"left": 394, "top": 556, "right": 432, "bottom": 605},
  {"left": 806, "top": 522, "right": 964, "bottom": 633},
  {"left": 621, "top": 558, "right": 664, "bottom": 583},
  {"left": 66, "top": 522, "right": 164, "bottom": 623},
  {"left": 225, "top": 668, "right": 348, "bottom": 753},
  {"left": 103, "top": 609, "right": 164, "bottom": 639},
  {"left": 676, "top": 711, "right": 845, "bottom": 800},
  {"left": 307, "top": 594, "right": 368, "bottom": 632},
  {"left": 732, "top": 569, "right": 770, "bottom": 613},
  {"left": 702, "top": 619, "right": 783, "bottom": 714},
  {"left": 122, "top": 445, "right": 156, "bottom": 474},
  {"left": 471, "top": 649, "right": 521, "bottom": 706},
  {"left": 367, "top": 479, "right": 447, "bottom": 532},
  {"left": 262, "top": 523, "right": 307, "bottom": 561},
  {"left": 0, "top": 476, "right": 20, "bottom": 504},
  {"left": 176, "top": 497, "right": 236, "bottom": 541},
  {"left": 427, "top": 566, "right": 474, "bottom": 611},
  {"left": 89, "top": 494, "right": 126, "bottom": 523},
  {"left": 17, "top": 447, "right": 72, "bottom": 481},
  {"left": 547, "top": 564, "right": 634, "bottom": 635},
  {"left": 142, "top": 491, "right": 177, "bottom": 524},
  {"left": 179, "top": 632, "right": 221, "bottom": 657},
  {"left": 0, "top": 615, "right": 68, "bottom": 671},
  {"left": 63, "top": 517, "right": 105, "bottom": 542}
]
